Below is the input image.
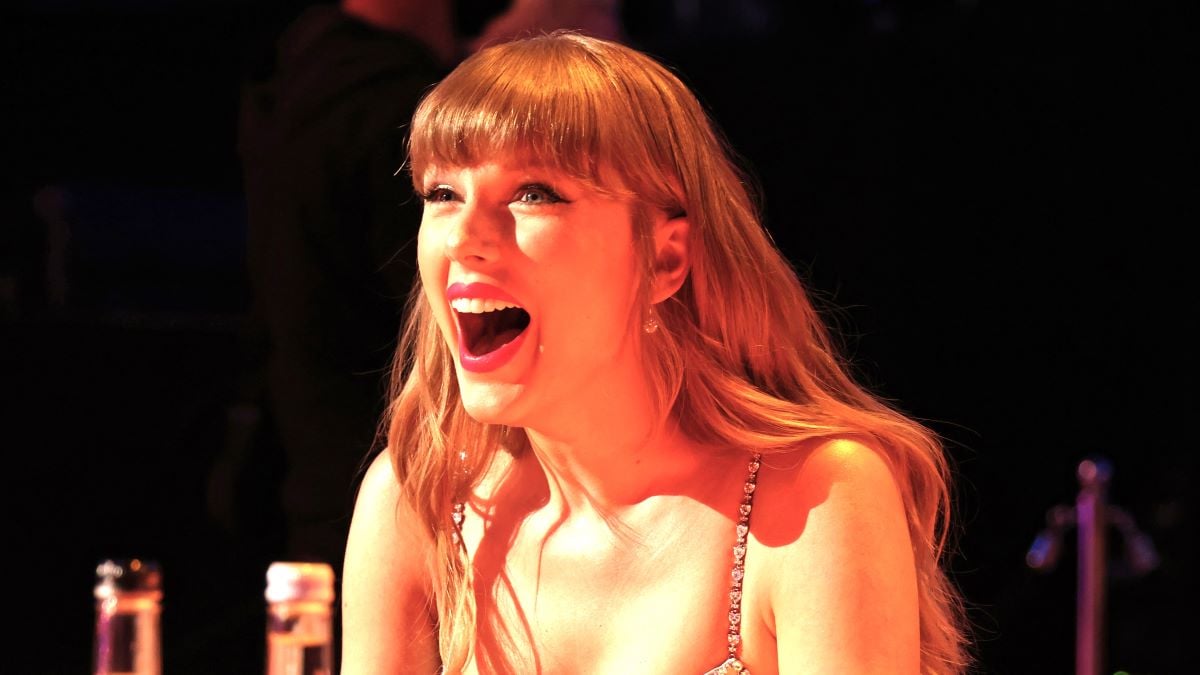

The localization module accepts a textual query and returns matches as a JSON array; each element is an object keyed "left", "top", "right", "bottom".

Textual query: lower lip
[{"left": 458, "top": 328, "right": 529, "bottom": 373}]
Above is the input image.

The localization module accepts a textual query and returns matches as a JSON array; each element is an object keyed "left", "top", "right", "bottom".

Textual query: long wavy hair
[{"left": 385, "top": 31, "right": 969, "bottom": 674}]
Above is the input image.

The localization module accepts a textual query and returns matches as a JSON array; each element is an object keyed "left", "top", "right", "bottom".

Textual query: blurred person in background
[{"left": 224, "top": 0, "right": 625, "bottom": 610}]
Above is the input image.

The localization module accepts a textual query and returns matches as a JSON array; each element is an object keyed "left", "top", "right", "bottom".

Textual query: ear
[{"left": 650, "top": 212, "right": 690, "bottom": 304}]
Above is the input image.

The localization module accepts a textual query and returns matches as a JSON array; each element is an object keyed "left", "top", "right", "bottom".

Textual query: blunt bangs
[{"left": 408, "top": 33, "right": 684, "bottom": 209}]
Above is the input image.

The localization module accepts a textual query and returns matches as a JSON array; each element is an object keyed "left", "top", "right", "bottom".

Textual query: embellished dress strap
[{"left": 704, "top": 453, "right": 763, "bottom": 675}]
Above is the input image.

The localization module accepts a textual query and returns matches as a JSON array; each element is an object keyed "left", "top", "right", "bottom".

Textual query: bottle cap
[
  {"left": 265, "top": 561, "right": 335, "bottom": 604},
  {"left": 94, "top": 558, "right": 162, "bottom": 599}
]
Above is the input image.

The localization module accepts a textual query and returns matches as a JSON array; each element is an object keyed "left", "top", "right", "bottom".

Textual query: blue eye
[{"left": 516, "top": 184, "right": 565, "bottom": 205}]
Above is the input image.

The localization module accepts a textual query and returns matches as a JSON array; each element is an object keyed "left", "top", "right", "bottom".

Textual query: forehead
[{"left": 420, "top": 157, "right": 555, "bottom": 180}]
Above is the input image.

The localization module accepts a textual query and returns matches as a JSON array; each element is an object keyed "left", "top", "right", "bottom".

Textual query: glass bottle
[
  {"left": 264, "top": 561, "right": 335, "bottom": 675},
  {"left": 93, "top": 558, "right": 162, "bottom": 675}
]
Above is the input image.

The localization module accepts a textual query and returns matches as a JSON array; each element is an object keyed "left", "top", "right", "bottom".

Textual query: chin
[{"left": 456, "top": 377, "right": 529, "bottom": 427}]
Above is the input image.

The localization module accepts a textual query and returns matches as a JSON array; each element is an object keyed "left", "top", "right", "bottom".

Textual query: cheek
[
  {"left": 422, "top": 289, "right": 458, "bottom": 354},
  {"left": 415, "top": 220, "right": 436, "bottom": 272},
  {"left": 544, "top": 244, "right": 642, "bottom": 337},
  {"left": 512, "top": 218, "right": 555, "bottom": 260},
  {"left": 416, "top": 225, "right": 456, "bottom": 345},
  {"left": 416, "top": 223, "right": 448, "bottom": 291}
]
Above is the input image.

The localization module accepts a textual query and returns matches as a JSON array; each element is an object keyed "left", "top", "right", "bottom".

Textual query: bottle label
[
  {"left": 97, "top": 614, "right": 136, "bottom": 672},
  {"left": 301, "top": 646, "right": 328, "bottom": 675},
  {"left": 94, "top": 608, "right": 160, "bottom": 675},
  {"left": 266, "top": 634, "right": 331, "bottom": 675}
]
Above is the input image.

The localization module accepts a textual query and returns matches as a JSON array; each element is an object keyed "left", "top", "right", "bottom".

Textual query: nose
[{"left": 443, "top": 203, "right": 504, "bottom": 265}]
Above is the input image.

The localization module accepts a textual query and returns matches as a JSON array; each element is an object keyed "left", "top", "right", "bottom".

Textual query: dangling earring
[{"left": 643, "top": 309, "right": 660, "bottom": 334}]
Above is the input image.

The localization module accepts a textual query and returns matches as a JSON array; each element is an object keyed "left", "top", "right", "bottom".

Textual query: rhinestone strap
[
  {"left": 450, "top": 501, "right": 466, "bottom": 546},
  {"left": 726, "top": 455, "right": 762, "bottom": 661}
]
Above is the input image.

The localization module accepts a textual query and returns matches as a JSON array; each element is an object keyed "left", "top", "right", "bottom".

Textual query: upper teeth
[{"left": 450, "top": 298, "right": 522, "bottom": 314}]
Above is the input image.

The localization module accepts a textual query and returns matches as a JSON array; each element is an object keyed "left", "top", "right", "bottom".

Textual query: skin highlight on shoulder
[
  {"left": 340, "top": 450, "right": 441, "bottom": 674},
  {"left": 749, "top": 438, "right": 921, "bottom": 673}
]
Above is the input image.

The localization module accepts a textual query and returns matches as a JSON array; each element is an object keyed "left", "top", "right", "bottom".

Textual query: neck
[
  {"left": 522, "top": 416, "right": 707, "bottom": 517},
  {"left": 341, "top": 0, "right": 456, "bottom": 66},
  {"left": 509, "top": 327, "right": 704, "bottom": 515}
]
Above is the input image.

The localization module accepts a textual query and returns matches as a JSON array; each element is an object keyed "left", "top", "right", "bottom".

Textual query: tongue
[
  {"left": 461, "top": 306, "right": 530, "bottom": 356},
  {"left": 471, "top": 325, "right": 524, "bottom": 355}
]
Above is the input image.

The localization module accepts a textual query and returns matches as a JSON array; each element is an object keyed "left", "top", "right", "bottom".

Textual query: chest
[{"left": 461, "top": 505, "right": 749, "bottom": 674}]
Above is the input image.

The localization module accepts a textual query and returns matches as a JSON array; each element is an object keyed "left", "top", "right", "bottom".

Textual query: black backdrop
[{"left": 3, "top": 1, "right": 1194, "bottom": 673}]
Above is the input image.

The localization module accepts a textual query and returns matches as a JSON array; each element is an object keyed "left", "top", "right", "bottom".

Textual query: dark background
[{"left": 3, "top": 1, "right": 1194, "bottom": 673}]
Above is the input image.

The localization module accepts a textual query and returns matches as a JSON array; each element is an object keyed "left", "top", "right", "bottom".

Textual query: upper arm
[
  {"left": 765, "top": 439, "right": 920, "bottom": 674},
  {"left": 341, "top": 450, "right": 441, "bottom": 674}
]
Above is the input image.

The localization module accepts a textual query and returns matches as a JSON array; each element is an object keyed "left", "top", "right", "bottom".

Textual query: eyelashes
[
  {"left": 513, "top": 183, "right": 567, "bottom": 205},
  {"left": 418, "top": 183, "right": 571, "bottom": 206},
  {"left": 419, "top": 185, "right": 455, "bottom": 203}
]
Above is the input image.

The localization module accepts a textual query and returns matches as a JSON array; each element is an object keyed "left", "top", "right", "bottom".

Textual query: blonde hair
[{"left": 386, "top": 31, "right": 969, "bottom": 674}]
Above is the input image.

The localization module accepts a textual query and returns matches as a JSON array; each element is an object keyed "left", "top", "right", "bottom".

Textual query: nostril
[{"left": 445, "top": 214, "right": 502, "bottom": 262}]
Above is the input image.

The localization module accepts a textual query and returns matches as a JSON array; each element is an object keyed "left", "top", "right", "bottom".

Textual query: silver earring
[{"left": 643, "top": 311, "right": 660, "bottom": 334}]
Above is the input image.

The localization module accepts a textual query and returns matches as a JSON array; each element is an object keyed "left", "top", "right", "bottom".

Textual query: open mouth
[{"left": 451, "top": 298, "right": 531, "bottom": 357}]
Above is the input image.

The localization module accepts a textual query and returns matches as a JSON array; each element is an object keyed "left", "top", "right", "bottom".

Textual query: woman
[{"left": 341, "top": 31, "right": 969, "bottom": 674}]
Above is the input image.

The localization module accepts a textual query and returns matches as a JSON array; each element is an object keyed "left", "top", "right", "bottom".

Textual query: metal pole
[{"left": 1075, "top": 458, "right": 1110, "bottom": 675}]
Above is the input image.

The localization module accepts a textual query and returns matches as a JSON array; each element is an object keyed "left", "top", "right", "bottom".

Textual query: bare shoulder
[
  {"left": 752, "top": 438, "right": 920, "bottom": 673},
  {"left": 341, "top": 449, "right": 440, "bottom": 673},
  {"left": 791, "top": 436, "right": 903, "bottom": 496},
  {"left": 354, "top": 448, "right": 401, "bottom": 512},
  {"left": 346, "top": 450, "right": 429, "bottom": 566},
  {"left": 752, "top": 437, "right": 906, "bottom": 541}
]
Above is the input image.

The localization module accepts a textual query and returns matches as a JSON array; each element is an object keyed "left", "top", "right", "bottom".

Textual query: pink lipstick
[{"left": 447, "top": 282, "right": 531, "bottom": 373}]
